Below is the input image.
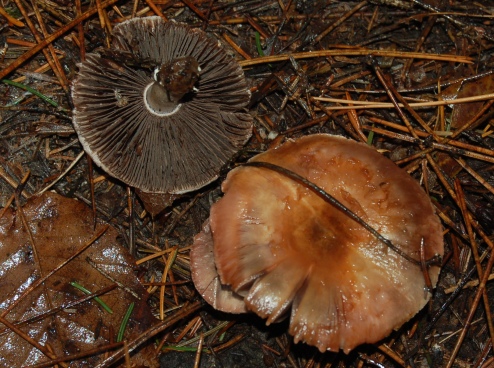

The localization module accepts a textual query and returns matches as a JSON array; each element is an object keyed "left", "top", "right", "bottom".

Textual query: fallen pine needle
[
  {"left": 238, "top": 49, "right": 472, "bottom": 67},
  {"left": 312, "top": 92, "right": 494, "bottom": 110}
]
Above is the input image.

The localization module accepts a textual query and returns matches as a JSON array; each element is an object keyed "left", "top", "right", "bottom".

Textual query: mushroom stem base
[{"left": 135, "top": 189, "right": 178, "bottom": 216}]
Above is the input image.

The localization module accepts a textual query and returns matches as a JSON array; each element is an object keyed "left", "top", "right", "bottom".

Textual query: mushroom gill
[
  {"left": 71, "top": 17, "right": 252, "bottom": 215},
  {"left": 190, "top": 134, "right": 444, "bottom": 353}
]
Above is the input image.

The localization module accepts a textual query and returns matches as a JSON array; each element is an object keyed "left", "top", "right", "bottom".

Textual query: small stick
[
  {"left": 194, "top": 333, "right": 204, "bottom": 368},
  {"left": 75, "top": 0, "right": 86, "bottom": 61},
  {"left": 144, "top": 0, "right": 168, "bottom": 21},
  {"left": 363, "top": 126, "right": 494, "bottom": 164},
  {"left": 27, "top": 342, "right": 124, "bottom": 368},
  {"left": 238, "top": 49, "right": 472, "bottom": 68},
  {"left": 242, "top": 161, "right": 434, "bottom": 267},
  {"left": 344, "top": 92, "right": 368, "bottom": 143},
  {"left": 0, "top": 315, "right": 59, "bottom": 363},
  {"left": 455, "top": 157, "right": 494, "bottom": 196},
  {"left": 0, "top": 0, "right": 121, "bottom": 80},
  {"left": 31, "top": 1, "right": 70, "bottom": 96},
  {"left": 222, "top": 33, "right": 251, "bottom": 60},
  {"left": 454, "top": 179, "right": 494, "bottom": 346},
  {"left": 312, "top": 1, "right": 367, "bottom": 44},
  {"left": 127, "top": 186, "right": 135, "bottom": 255},
  {"left": 36, "top": 150, "right": 85, "bottom": 194},
  {"left": 445, "top": 244, "right": 494, "bottom": 368},
  {"left": 15, "top": 0, "right": 67, "bottom": 98},
  {"left": 182, "top": 0, "right": 208, "bottom": 21},
  {"left": 419, "top": 238, "right": 433, "bottom": 293},
  {"left": 377, "top": 344, "right": 408, "bottom": 368},
  {"left": 96, "top": 0, "right": 112, "bottom": 47},
  {"left": 313, "top": 92, "right": 494, "bottom": 110},
  {"left": 0, "top": 284, "right": 118, "bottom": 334},
  {"left": 0, "top": 166, "right": 30, "bottom": 201},
  {"left": 0, "top": 7, "right": 24, "bottom": 27},
  {"left": 86, "top": 257, "right": 140, "bottom": 299}
]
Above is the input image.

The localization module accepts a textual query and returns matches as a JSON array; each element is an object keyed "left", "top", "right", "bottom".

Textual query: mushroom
[
  {"left": 190, "top": 134, "right": 444, "bottom": 353},
  {"left": 71, "top": 17, "right": 252, "bottom": 215}
]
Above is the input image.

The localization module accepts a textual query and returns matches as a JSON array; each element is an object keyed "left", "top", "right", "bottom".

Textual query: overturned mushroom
[
  {"left": 72, "top": 17, "right": 252, "bottom": 215},
  {"left": 191, "top": 134, "right": 443, "bottom": 353}
]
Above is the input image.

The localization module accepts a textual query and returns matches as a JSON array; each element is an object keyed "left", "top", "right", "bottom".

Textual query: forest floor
[{"left": 1, "top": 1, "right": 494, "bottom": 367}]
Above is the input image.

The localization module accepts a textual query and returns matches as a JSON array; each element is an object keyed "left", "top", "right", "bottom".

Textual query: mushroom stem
[
  {"left": 135, "top": 189, "right": 178, "bottom": 216},
  {"left": 144, "top": 82, "right": 180, "bottom": 116},
  {"left": 143, "top": 56, "right": 200, "bottom": 116},
  {"left": 156, "top": 56, "right": 200, "bottom": 101}
]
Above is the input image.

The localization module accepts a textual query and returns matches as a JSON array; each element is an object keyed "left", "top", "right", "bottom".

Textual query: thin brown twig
[
  {"left": 96, "top": 0, "right": 112, "bottom": 47},
  {"left": 454, "top": 180, "right": 494, "bottom": 349},
  {"left": 86, "top": 257, "right": 140, "bottom": 299},
  {"left": 171, "top": 316, "right": 201, "bottom": 346},
  {"left": 344, "top": 93, "right": 368, "bottom": 142},
  {"left": 14, "top": 0, "right": 67, "bottom": 93},
  {"left": 0, "top": 315, "right": 60, "bottom": 364},
  {"left": 212, "top": 333, "right": 245, "bottom": 352},
  {"left": 87, "top": 154, "right": 97, "bottom": 229},
  {"left": 0, "top": 169, "right": 30, "bottom": 218},
  {"left": 444, "top": 273, "right": 494, "bottom": 294},
  {"left": 455, "top": 157, "right": 494, "bottom": 197},
  {"left": 0, "top": 0, "right": 121, "bottom": 80},
  {"left": 26, "top": 342, "right": 124, "bottom": 368},
  {"left": 222, "top": 33, "right": 251, "bottom": 60},
  {"left": 159, "top": 247, "right": 178, "bottom": 320},
  {"left": 36, "top": 150, "right": 85, "bottom": 194},
  {"left": 445, "top": 240, "right": 494, "bottom": 368},
  {"left": 238, "top": 49, "right": 472, "bottom": 67},
  {"left": 30, "top": 0, "right": 70, "bottom": 95},
  {"left": 131, "top": 0, "right": 139, "bottom": 18},
  {"left": 377, "top": 344, "right": 408, "bottom": 368},
  {"left": 75, "top": 0, "right": 86, "bottom": 61},
  {"left": 400, "top": 14, "right": 437, "bottom": 82},
  {"left": 127, "top": 186, "right": 136, "bottom": 255},
  {"left": 0, "top": 284, "right": 118, "bottom": 335},
  {"left": 446, "top": 99, "right": 494, "bottom": 141},
  {"left": 182, "top": 0, "right": 208, "bottom": 21},
  {"left": 363, "top": 122, "right": 494, "bottom": 163},
  {"left": 193, "top": 333, "right": 204, "bottom": 368},
  {"left": 0, "top": 6, "right": 25, "bottom": 27},
  {"left": 313, "top": 1, "right": 367, "bottom": 44},
  {"left": 313, "top": 93, "right": 494, "bottom": 110},
  {"left": 144, "top": 0, "right": 168, "bottom": 20}
]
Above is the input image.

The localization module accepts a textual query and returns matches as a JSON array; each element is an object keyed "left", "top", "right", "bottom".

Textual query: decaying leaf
[
  {"left": 443, "top": 73, "right": 494, "bottom": 130},
  {"left": 0, "top": 192, "right": 158, "bottom": 367}
]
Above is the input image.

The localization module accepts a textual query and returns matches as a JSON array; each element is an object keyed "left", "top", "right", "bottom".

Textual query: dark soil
[{"left": 1, "top": 1, "right": 494, "bottom": 367}]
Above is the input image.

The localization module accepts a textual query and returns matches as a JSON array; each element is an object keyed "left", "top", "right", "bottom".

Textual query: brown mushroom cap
[
  {"left": 191, "top": 134, "right": 443, "bottom": 353},
  {"left": 190, "top": 220, "right": 247, "bottom": 314},
  {"left": 72, "top": 17, "right": 252, "bottom": 195}
]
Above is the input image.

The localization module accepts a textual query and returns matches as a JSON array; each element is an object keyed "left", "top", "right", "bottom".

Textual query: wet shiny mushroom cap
[
  {"left": 191, "top": 220, "right": 247, "bottom": 314},
  {"left": 191, "top": 134, "right": 443, "bottom": 353},
  {"left": 71, "top": 17, "right": 252, "bottom": 197}
]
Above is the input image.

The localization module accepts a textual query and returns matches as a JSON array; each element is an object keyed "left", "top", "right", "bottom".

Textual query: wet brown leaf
[
  {"left": 0, "top": 192, "right": 158, "bottom": 367},
  {"left": 444, "top": 74, "right": 494, "bottom": 129}
]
